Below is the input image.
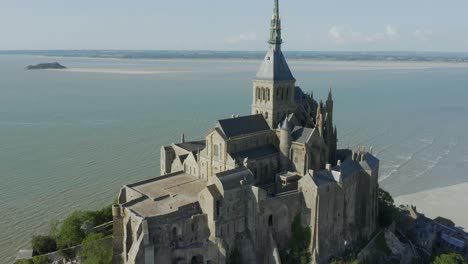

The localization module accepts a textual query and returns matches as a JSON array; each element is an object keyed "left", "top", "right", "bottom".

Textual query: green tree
[
  {"left": 32, "top": 255, "right": 48, "bottom": 264},
  {"left": 227, "top": 246, "right": 241, "bottom": 264},
  {"left": 433, "top": 253, "right": 467, "bottom": 264},
  {"left": 31, "top": 235, "right": 57, "bottom": 255},
  {"left": 378, "top": 188, "right": 396, "bottom": 227},
  {"left": 79, "top": 233, "right": 112, "bottom": 264},
  {"left": 56, "top": 211, "right": 90, "bottom": 248},
  {"left": 283, "top": 215, "right": 312, "bottom": 264}
]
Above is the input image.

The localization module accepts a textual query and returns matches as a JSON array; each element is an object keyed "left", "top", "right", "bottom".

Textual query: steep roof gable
[
  {"left": 216, "top": 114, "right": 270, "bottom": 139},
  {"left": 256, "top": 46, "right": 295, "bottom": 81}
]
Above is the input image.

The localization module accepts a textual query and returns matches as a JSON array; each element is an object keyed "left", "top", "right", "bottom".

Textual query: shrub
[
  {"left": 432, "top": 253, "right": 467, "bottom": 264},
  {"left": 80, "top": 233, "right": 112, "bottom": 264},
  {"left": 32, "top": 235, "right": 57, "bottom": 255},
  {"left": 282, "top": 215, "right": 311, "bottom": 264},
  {"left": 58, "top": 247, "right": 76, "bottom": 261},
  {"left": 56, "top": 211, "right": 89, "bottom": 248},
  {"left": 32, "top": 255, "right": 48, "bottom": 264},
  {"left": 378, "top": 188, "right": 396, "bottom": 227},
  {"left": 227, "top": 246, "right": 241, "bottom": 264},
  {"left": 56, "top": 205, "right": 113, "bottom": 249}
]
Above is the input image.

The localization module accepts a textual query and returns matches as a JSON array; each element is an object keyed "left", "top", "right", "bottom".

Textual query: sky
[{"left": 1, "top": 0, "right": 468, "bottom": 52}]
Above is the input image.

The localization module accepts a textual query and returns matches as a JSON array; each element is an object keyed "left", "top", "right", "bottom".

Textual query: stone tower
[
  {"left": 279, "top": 117, "right": 291, "bottom": 172},
  {"left": 252, "top": 0, "right": 297, "bottom": 128}
]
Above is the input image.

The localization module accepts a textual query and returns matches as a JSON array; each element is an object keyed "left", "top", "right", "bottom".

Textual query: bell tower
[{"left": 252, "top": 0, "right": 296, "bottom": 128}]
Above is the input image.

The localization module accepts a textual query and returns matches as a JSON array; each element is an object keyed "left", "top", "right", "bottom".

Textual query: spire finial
[
  {"left": 181, "top": 133, "right": 185, "bottom": 143},
  {"left": 269, "top": 0, "right": 282, "bottom": 45}
]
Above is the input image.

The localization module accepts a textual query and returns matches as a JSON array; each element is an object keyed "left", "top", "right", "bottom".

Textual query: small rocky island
[{"left": 26, "top": 62, "right": 67, "bottom": 70}]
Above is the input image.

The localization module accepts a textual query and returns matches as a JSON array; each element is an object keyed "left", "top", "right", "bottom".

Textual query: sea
[{"left": 1, "top": 52, "right": 468, "bottom": 263}]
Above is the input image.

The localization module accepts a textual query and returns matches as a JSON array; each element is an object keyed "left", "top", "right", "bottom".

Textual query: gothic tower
[
  {"left": 252, "top": 0, "right": 297, "bottom": 128},
  {"left": 325, "top": 89, "right": 337, "bottom": 164},
  {"left": 279, "top": 118, "right": 291, "bottom": 172}
]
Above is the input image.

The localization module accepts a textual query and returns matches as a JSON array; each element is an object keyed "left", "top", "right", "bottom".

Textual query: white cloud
[
  {"left": 413, "top": 29, "right": 433, "bottom": 41},
  {"left": 225, "top": 32, "right": 257, "bottom": 44},
  {"left": 328, "top": 25, "right": 400, "bottom": 44}
]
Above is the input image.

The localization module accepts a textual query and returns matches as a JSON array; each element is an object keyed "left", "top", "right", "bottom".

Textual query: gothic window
[
  {"left": 214, "top": 145, "right": 219, "bottom": 158},
  {"left": 262, "top": 88, "right": 266, "bottom": 101},
  {"left": 256, "top": 87, "right": 260, "bottom": 100},
  {"left": 216, "top": 200, "right": 221, "bottom": 217},
  {"left": 267, "top": 89, "right": 270, "bottom": 101},
  {"left": 268, "top": 215, "right": 273, "bottom": 226},
  {"left": 220, "top": 143, "right": 223, "bottom": 160},
  {"left": 256, "top": 110, "right": 258, "bottom": 114}
]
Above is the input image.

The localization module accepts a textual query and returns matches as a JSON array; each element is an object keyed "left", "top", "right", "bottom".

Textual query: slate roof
[
  {"left": 175, "top": 140, "right": 206, "bottom": 152},
  {"left": 231, "top": 144, "right": 278, "bottom": 161},
  {"left": 216, "top": 115, "right": 270, "bottom": 139},
  {"left": 216, "top": 167, "right": 254, "bottom": 190},
  {"left": 256, "top": 46, "right": 295, "bottom": 81},
  {"left": 291, "top": 126, "right": 315, "bottom": 144}
]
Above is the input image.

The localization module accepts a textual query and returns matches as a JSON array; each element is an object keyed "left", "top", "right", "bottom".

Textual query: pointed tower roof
[
  {"left": 255, "top": 0, "right": 295, "bottom": 81},
  {"left": 280, "top": 116, "right": 290, "bottom": 131}
]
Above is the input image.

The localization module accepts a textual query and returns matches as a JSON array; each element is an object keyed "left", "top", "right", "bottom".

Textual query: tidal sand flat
[{"left": 395, "top": 182, "right": 468, "bottom": 229}]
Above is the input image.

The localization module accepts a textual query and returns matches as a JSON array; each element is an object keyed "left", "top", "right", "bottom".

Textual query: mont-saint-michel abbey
[{"left": 113, "top": 1, "right": 379, "bottom": 263}]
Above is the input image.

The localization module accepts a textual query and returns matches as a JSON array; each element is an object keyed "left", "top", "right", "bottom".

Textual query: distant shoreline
[{"left": 2, "top": 50, "right": 468, "bottom": 63}]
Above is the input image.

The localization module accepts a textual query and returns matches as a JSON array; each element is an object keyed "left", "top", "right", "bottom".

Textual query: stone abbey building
[{"left": 113, "top": 1, "right": 379, "bottom": 263}]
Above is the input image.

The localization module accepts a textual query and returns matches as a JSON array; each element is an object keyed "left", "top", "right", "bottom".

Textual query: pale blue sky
[{"left": 1, "top": 0, "right": 468, "bottom": 51}]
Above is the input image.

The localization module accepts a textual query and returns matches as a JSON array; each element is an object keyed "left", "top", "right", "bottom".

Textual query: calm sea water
[{"left": 1, "top": 55, "right": 468, "bottom": 262}]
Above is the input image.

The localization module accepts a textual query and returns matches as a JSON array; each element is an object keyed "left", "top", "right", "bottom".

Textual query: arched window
[
  {"left": 268, "top": 215, "right": 273, "bottom": 226},
  {"left": 265, "top": 112, "right": 269, "bottom": 119},
  {"left": 262, "top": 88, "right": 266, "bottom": 101},
  {"left": 213, "top": 145, "right": 219, "bottom": 158},
  {"left": 216, "top": 200, "right": 221, "bottom": 217},
  {"left": 172, "top": 227, "right": 178, "bottom": 241},
  {"left": 267, "top": 89, "right": 270, "bottom": 101},
  {"left": 256, "top": 87, "right": 260, "bottom": 100}
]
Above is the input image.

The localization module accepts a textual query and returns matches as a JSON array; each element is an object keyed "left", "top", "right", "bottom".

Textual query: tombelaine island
[{"left": 26, "top": 62, "right": 66, "bottom": 70}]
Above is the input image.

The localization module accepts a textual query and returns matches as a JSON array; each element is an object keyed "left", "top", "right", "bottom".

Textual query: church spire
[{"left": 269, "top": 0, "right": 282, "bottom": 45}]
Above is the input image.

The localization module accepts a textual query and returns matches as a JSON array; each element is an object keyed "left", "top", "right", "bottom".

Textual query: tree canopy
[
  {"left": 79, "top": 233, "right": 112, "bottom": 264},
  {"left": 433, "top": 253, "right": 467, "bottom": 264},
  {"left": 378, "top": 188, "right": 396, "bottom": 227},
  {"left": 31, "top": 235, "right": 57, "bottom": 256}
]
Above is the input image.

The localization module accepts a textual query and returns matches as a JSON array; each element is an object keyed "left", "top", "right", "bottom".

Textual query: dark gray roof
[
  {"left": 291, "top": 126, "right": 315, "bottom": 144},
  {"left": 312, "top": 170, "right": 336, "bottom": 186},
  {"left": 175, "top": 140, "right": 206, "bottom": 152},
  {"left": 206, "top": 184, "right": 222, "bottom": 198},
  {"left": 231, "top": 144, "right": 278, "bottom": 161},
  {"left": 216, "top": 115, "right": 270, "bottom": 139},
  {"left": 216, "top": 167, "right": 254, "bottom": 190},
  {"left": 256, "top": 46, "right": 295, "bottom": 81},
  {"left": 294, "top": 86, "right": 305, "bottom": 101}
]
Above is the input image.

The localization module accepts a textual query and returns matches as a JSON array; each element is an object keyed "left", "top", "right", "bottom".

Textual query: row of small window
[
  {"left": 255, "top": 87, "right": 292, "bottom": 102},
  {"left": 255, "top": 110, "right": 269, "bottom": 119}
]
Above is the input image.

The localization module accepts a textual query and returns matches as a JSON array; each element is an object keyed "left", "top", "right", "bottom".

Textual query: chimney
[
  {"left": 337, "top": 160, "right": 342, "bottom": 166},
  {"left": 326, "top": 164, "right": 331, "bottom": 171}
]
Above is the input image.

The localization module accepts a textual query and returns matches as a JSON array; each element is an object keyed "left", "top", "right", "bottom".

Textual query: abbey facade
[{"left": 113, "top": 1, "right": 379, "bottom": 263}]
